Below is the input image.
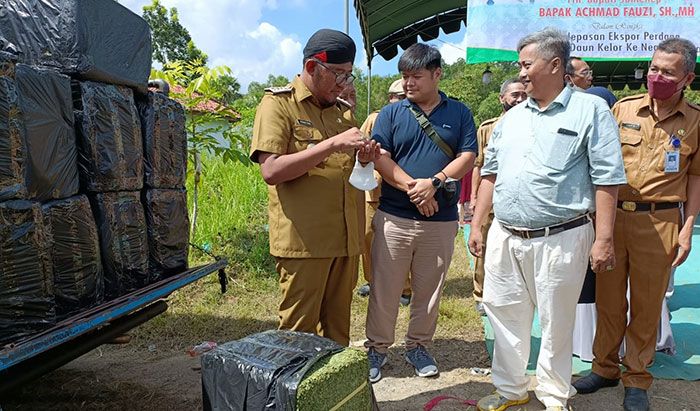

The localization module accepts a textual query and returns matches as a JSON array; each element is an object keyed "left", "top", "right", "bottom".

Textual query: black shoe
[
  {"left": 623, "top": 387, "right": 649, "bottom": 411},
  {"left": 357, "top": 283, "right": 370, "bottom": 297},
  {"left": 572, "top": 372, "right": 620, "bottom": 394}
]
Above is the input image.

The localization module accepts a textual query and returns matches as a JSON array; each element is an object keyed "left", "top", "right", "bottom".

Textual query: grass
[
  {"left": 186, "top": 157, "right": 273, "bottom": 277},
  {"left": 130, "top": 157, "right": 484, "bottom": 353}
]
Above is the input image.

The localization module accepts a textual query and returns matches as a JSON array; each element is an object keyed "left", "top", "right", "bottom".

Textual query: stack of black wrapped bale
[
  {"left": 74, "top": 81, "right": 145, "bottom": 192},
  {"left": 0, "top": 0, "right": 152, "bottom": 92},
  {"left": 42, "top": 196, "right": 103, "bottom": 319},
  {"left": 0, "top": 56, "right": 79, "bottom": 202},
  {"left": 138, "top": 91, "right": 189, "bottom": 283},
  {"left": 143, "top": 189, "right": 189, "bottom": 283},
  {"left": 60, "top": 83, "right": 143, "bottom": 304},
  {"left": 90, "top": 192, "right": 148, "bottom": 299},
  {"left": 73, "top": 80, "right": 149, "bottom": 299},
  {"left": 0, "top": 201, "right": 55, "bottom": 345},
  {"left": 0, "top": 54, "right": 83, "bottom": 345},
  {"left": 138, "top": 91, "right": 187, "bottom": 190},
  {"left": 0, "top": 0, "right": 167, "bottom": 344}
]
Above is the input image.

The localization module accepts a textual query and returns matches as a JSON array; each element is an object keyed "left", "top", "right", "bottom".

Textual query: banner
[{"left": 466, "top": 0, "right": 699, "bottom": 63}]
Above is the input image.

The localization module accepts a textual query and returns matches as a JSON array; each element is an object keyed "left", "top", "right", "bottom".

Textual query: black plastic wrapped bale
[
  {"left": 0, "top": 0, "right": 152, "bottom": 92},
  {"left": 0, "top": 200, "right": 55, "bottom": 346},
  {"left": 138, "top": 92, "right": 187, "bottom": 189},
  {"left": 201, "top": 330, "right": 373, "bottom": 411},
  {"left": 0, "top": 61, "right": 79, "bottom": 202},
  {"left": 90, "top": 192, "right": 148, "bottom": 300},
  {"left": 144, "top": 189, "right": 189, "bottom": 283},
  {"left": 0, "top": 53, "right": 23, "bottom": 201},
  {"left": 75, "top": 81, "right": 144, "bottom": 193},
  {"left": 43, "top": 195, "right": 103, "bottom": 319}
]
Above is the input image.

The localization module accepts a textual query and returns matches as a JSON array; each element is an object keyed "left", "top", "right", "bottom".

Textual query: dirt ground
[{"left": 2, "top": 336, "right": 697, "bottom": 411}]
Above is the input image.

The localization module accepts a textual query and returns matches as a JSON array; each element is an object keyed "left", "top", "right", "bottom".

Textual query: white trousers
[{"left": 483, "top": 218, "right": 594, "bottom": 408}]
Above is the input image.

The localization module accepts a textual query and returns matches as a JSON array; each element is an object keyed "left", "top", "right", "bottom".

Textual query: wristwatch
[{"left": 431, "top": 176, "right": 443, "bottom": 189}]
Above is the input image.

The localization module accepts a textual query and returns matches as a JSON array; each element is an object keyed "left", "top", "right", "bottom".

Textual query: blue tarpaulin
[{"left": 468, "top": 224, "right": 700, "bottom": 380}]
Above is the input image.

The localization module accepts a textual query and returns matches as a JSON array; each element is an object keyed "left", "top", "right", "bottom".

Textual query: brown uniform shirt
[
  {"left": 250, "top": 76, "right": 364, "bottom": 258},
  {"left": 475, "top": 116, "right": 500, "bottom": 168},
  {"left": 613, "top": 93, "right": 700, "bottom": 202},
  {"left": 360, "top": 111, "right": 382, "bottom": 203}
]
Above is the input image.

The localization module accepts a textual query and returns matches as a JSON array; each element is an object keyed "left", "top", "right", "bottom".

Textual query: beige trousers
[
  {"left": 364, "top": 210, "right": 458, "bottom": 353},
  {"left": 362, "top": 201, "right": 412, "bottom": 295}
]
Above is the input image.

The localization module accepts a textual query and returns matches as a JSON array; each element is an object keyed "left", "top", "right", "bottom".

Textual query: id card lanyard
[{"left": 664, "top": 134, "right": 681, "bottom": 173}]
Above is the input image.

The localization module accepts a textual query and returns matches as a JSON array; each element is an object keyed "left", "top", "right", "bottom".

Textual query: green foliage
[
  {"left": 235, "top": 74, "right": 290, "bottom": 110},
  {"left": 611, "top": 85, "right": 646, "bottom": 101},
  {"left": 209, "top": 74, "right": 242, "bottom": 106},
  {"left": 353, "top": 69, "right": 399, "bottom": 125},
  {"left": 475, "top": 93, "right": 503, "bottom": 124},
  {"left": 151, "top": 60, "right": 251, "bottom": 237},
  {"left": 151, "top": 60, "right": 249, "bottom": 167},
  {"left": 187, "top": 157, "right": 273, "bottom": 277},
  {"left": 686, "top": 90, "right": 700, "bottom": 104},
  {"left": 350, "top": 59, "right": 518, "bottom": 125},
  {"left": 440, "top": 59, "right": 519, "bottom": 125},
  {"left": 142, "top": 0, "right": 208, "bottom": 66}
]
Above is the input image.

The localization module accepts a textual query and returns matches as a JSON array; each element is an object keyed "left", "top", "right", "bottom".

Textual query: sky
[{"left": 119, "top": 0, "right": 468, "bottom": 91}]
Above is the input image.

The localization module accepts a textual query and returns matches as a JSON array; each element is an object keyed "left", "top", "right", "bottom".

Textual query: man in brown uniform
[
  {"left": 250, "top": 28, "right": 380, "bottom": 346},
  {"left": 469, "top": 78, "right": 526, "bottom": 315},
  {"left": 357, "top": 79, "right": 412, "bottom": 305},
  {"left": 574, "top": 38, "right": 700, "bottom": 411}
]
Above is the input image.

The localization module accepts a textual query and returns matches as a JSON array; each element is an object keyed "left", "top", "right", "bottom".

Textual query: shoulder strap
[{"left": 406, "top": 105, "right": 455, "bottom": 159}]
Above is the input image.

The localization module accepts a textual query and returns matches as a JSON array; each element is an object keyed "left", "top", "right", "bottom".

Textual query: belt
[
  {"left": 502, "top": 214, "right": 590, "bottom": 239},
  {"left": 617, "top": 201, "right": 680, "bottom": 212}
]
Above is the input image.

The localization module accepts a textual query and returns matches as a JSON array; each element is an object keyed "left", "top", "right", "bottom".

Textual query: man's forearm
[
  {"left": 594, "top": 185, "right": 619, "bottom": 241},
  {"left": 375, "top": 153, "right": 413, "bottom": 192},
  {"left": 682, "top": 175, "right": 700, "bottom": 228},
  {"left": 441, "top": 152, "right": 476, "bottom": 181},
  {"left": 472, "top": 175, "right": 496, "bottom": 228},
  {"left": 470, "top": 166, "right": 482, "bottom": 202},
  {"left": 375, "top": 151, "right": 477, "bottom": 192}
]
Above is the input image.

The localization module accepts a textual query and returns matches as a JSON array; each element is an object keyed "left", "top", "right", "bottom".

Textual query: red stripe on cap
[{"left": 314, "top": 51, "right": 327, "bottom": 62}]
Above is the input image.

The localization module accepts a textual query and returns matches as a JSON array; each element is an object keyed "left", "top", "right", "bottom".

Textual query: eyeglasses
[
  {"left": 578, "top": 69, "right": 593, "bottom": 78},
  {"left": 314, "top": 60, "right": 356, "bottom": 85}
]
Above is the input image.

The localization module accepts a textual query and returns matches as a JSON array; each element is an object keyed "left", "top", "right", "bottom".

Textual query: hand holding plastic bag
[{"left": 349, "top": 158, "right": 378, "bottom": 191}]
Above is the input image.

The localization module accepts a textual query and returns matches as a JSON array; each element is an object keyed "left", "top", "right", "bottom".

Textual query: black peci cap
[{"left": 303, "top": 28, "right": 356, "bottom": 64}]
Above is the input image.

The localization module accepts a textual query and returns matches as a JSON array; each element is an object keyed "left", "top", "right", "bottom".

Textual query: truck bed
[{"left": 0, "top": 259, "right": 227, "bottom": 396}]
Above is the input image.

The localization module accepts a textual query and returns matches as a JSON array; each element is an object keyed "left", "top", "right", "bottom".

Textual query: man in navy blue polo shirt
[{"left": 364, "top": 43, "right": 477, "bottom": 383}]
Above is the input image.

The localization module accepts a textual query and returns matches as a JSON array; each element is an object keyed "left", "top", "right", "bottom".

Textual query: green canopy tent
[
  {"left": 354, "top": 1, "right": 466, "bottom": 65},
  {"left": 353, "top": 0, "right": 700, "bottom": 90}
]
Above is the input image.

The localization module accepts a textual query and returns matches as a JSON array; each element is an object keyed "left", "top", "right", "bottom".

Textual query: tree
[
  {"left": 151, "top": 61, "right": 250, "bottom": 239},
  {"left": 353, "top": 69, "right": 399, "bottom": 125},
  {"left": 440, "top": 59, "right": 519, "bottom": 124},
  {"left": 210, "top": 74, "right": 242, "bottom": 106},
  {"left": 233, "top": 74, "right": 290, "bottom": 113},
  {"left": 142, "top": 0, "right": 208, "bottom": 66},
  {"left": 352, "top": 60, "right": 518, "bottom": 125}
]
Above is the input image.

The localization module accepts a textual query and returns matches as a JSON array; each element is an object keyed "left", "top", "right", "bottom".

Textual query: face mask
[
  {"left": 502, "top": 102, "right": 515, "bottom": 112},
  {"left": 348, "top": 158, "right": 378, "bottom": 191},
  {"left": 647, "top": 73, "right": 681, "bottom": 100}
]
